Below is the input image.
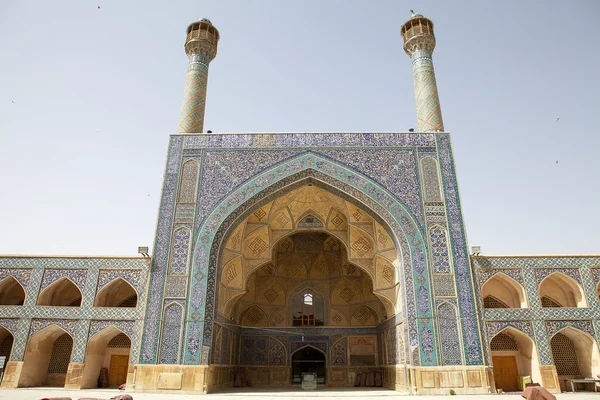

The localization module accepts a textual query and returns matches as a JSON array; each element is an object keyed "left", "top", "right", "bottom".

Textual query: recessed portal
[{"left": 291, "top": 346, "right": 326, "bottom": 385}]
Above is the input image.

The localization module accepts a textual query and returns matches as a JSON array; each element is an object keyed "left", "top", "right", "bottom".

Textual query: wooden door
[
  {"left": 108, "top": 355, "right": 129, "bottom": 387},
  {"left": 492, "top": 355, "right": 519, "bottom": 391}
]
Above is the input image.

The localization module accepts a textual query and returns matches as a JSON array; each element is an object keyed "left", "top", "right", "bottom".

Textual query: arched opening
[
  {"left": 0, "top": 326, "right": 15, "bottom": 385},
  {"left": 19, "top": 326, "right": 73, "bottom": 387},
  {"left": 490, "top": 328, "right": 541, "bottom": 392},
  {"left": 203, "top": 182, "right": 407, "bottom": 389},
  {"left": 481, "top": 274, "right": 527, "bottom": 308},
  {"left": 81, "top": 327, "right": 131, "bottom": 388},
  {"left": 94, "top": 278, "right": 137, "bottom": 308},
  {"left": 293, "top": 290, "right": 324, "bottom": 326},
  {"left": 0, "top": 276, "right": 26, "bottom": 305},
  {"left": 539, "top": 273, "right": 586, "bottom": 308},
  {"left": 291, "top": 346, "right": 326, "bottom": 385},
  {"left": 550, "top": 328, "right": 600, "bottom": 390},
  {"left": 37, "top": 278, "right": 82, "bottom": 307}
]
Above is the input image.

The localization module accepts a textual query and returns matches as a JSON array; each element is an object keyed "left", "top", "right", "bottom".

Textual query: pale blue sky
[{"left": 0, "top": 1, "right": 598, "bottom": 256}]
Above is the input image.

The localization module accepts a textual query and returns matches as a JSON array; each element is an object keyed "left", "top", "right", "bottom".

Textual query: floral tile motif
[
  {"left": 0, "top": 268, "right": 32, "bottom": 288},
  {"left": 40, "top": 269, "right": 88, "bottom": 291},
  {"left": 96, "top": 269, "right": 143, "bottom": 293}
]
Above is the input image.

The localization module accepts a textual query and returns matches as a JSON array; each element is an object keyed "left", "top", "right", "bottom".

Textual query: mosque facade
[{"left": 0, "top": 14, "right": 599, "bottom": 395}]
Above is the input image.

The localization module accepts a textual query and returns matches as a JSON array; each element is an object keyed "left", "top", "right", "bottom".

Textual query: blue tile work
[
  {"left": 40, "top": 269, "right": 88, "bottom": 292},
  {"left": 0, "top": 256, "right": 149, "bottom": 364},
  {"left": 474, "top": 255, "right": 600, "bottom": 366},
  {"left": 436, "top": 133, "right": 484, "bottom": 365},
  {"left": 437, "top": 301, "right": 463, "bottom": 365},
  {"left": 136, "top": 131, "right": 494, "bottom": 369},
  {"left": 186, "top": 157, "right": 436, "bottom": 366}
]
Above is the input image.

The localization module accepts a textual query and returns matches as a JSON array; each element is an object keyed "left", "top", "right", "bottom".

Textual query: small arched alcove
[
  {"left": 37, "top": 278, "right": 82, "bottom": 307},
  {"left": 19, "top": 326, "right": 73, "bottom": 387},
  {"left": 0, "top": 276, "right": 26, "bottom": 305},
  {"left": 82, "top": 327, "right": 131, "bottom": 388},
  {"left": 550, "top": 328, "right": 600, "bottom": 390},
  {"left": 94, "top": 278, "right": 137, "bottom": 308},
  {"left": 489, "top": 327, "right": 541, "bottom": 391},
  {"left": 481, "top": 273, "right": 527, "bottom": 309},
  {"left": 539, "top": 273, "right": 586, "bottom": 308},
  {"left": 291, "top": 346, "right": 326, "bottom": 385},
  {"left": 0, "top": 326, "right": 15, "bottom": 373}
]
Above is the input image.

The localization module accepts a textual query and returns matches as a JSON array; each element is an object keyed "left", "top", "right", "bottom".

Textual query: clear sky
[{"left": 0, "top": 1, "right": 598, "bottom": 256}]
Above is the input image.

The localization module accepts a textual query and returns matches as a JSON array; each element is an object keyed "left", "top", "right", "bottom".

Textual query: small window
[{"left": 293, "top": 291, "right": 324, "bottom": 326}]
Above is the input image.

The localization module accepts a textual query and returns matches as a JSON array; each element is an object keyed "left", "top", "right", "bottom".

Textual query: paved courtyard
[{"left": 1, "top": 387, "right": 599, "bottom": 400}]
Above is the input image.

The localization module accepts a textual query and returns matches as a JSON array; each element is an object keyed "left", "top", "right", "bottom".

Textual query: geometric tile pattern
[
  {"left": 437, "top": 134, "right": 482, "bottom": 364},
  {"left": 410, "top": 50, "right": 444, "bottom": 132},
  {"left": 179, "top": 155, "right": 438, "bottom": 366},
  {"left": 0, "top": 256, "right": 148, "bottom": 364},
  {"left": 140, "top": 132, "right": 484, "bottom": 369},
  {"left": 475, "top": 255, "right": 600, "bottom": 366}
]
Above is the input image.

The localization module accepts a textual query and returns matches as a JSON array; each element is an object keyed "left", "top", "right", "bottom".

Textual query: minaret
[
  {"left": 401, "top": 13, "right": 444, "bottom": 132},
  {"left": 178, "top": 18, "right": 220, "bottom": 133}
]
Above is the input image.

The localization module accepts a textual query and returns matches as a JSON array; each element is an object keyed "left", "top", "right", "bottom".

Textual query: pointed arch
[
  {"left": 489, "top": 327, "right": 541, "bottom": 390},
  {"left": 37, "top": 277, "right": 82, "bottom": 307},
  {"left": 420, "top": 156, "right": 442, "bottom": 202},
  {"left": 481, "top": 272, "right": 527, "bottom": 308},
  {"left": 0, "top": 325, "right": 14, "bottom": 364},
  {"left": 550, "top": 327, "right": 600, "bottom": 380},
  {"left": 82, "top": 326, "right": 131, "bottom": 388},
  {"left": 177, "top": 159, "right": 200, "bottom": 203},
  {"left": 0, "top": 276, "right": 25, "bottom": 305},
  {"left": 168, "top": 155, "right": 444, "bottom": 367},
  {"left": 94, "top": 277, "right": 137, "bottom": 308},
  {"left": 539, "top": 272, "right": 586, "bottom": 308},
  {"left": 19, "top": 325, "right": 73, "bottom": 387}
]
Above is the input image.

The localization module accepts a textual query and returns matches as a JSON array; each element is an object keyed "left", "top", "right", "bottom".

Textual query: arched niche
[
  {"left": 550, "top": 328, "right": 600, "bottom": 385},
  {"left": 0, "top": 276, "right": 25, "bottom": 305},
  {"left": 82, "top": 327, "right": 131, "bottom": 388},
  {"left": 19, "top": 326, "right": 73, "bottom": 387},
  {"left": 481, "top": 273, "right": 527, "bottom": 309},
  {"left": 94, "top": 278, "right": 138, "bottom": 308},
  {"left": 291, "top": 345, "right": 326, "bottom": 384},
  {"left": 0, "top": 326, "right": 14, "bottom": 366},
  {"left": 539, "top": 273, "right": 586, "bottom": 308},
  {"left": 489, "top": 327, "right": 541, "bottom": 391},
  {"left": 37, "top": 278, "right": 82, "bottom": 307}
]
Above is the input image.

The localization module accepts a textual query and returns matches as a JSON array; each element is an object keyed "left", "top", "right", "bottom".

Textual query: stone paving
[{"left": 1, "top": 387, "right": 599, "bottom": 400}]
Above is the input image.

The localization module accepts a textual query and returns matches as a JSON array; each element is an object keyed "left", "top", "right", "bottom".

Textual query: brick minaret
[
  {"left": 401, "top": 13, "right": 444, "bottom": 132},
  {"left": 178, "top": 18, "right": 219, "bottom": 133}
]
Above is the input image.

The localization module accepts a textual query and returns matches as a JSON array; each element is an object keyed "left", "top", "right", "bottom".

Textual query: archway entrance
[
  {"left": 490, "top": 328, "right": 540, "bottom": 392},
  {"left": 82, "top": 328, "right": 131, "bottom": 388},
  {"left": 19, "top": 327, "right": 73, "bottom": 387},
  {"left": 292, "top": 347, "right": 326, "bottom": 385}
]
